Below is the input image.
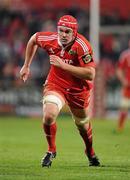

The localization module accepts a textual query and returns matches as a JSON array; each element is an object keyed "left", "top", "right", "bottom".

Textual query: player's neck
[{"left": 58, "top": 38, "right": 74, "bottom": 49}]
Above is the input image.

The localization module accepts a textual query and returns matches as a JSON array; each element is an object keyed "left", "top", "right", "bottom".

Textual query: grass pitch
[{"left": 0, "top": 115, "right": 130, "bottom": 180}]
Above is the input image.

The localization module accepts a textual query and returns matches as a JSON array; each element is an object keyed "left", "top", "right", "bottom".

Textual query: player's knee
[
  {"left": 43, "top": 111, "right": 56, "bottom": 125},
  {"left": 72, "top": 115, "right": 90, "bottom": 126}
]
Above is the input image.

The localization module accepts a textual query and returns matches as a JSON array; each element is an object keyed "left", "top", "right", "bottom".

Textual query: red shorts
[{"left": 43, "top": 83, "right": 91, "bottom": 109}]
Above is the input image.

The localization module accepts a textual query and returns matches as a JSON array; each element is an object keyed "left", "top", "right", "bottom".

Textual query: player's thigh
[
  {"left": 42, "top": 91, "right": 65, "bottom": 119},
  {"left": 120, "top": 96, "right": 130, "bottom": 110},
  {"left": 70, "top": 107, "right": 89, "bottom": 118},
  {"left": 70, "top": 107, "right": 90, "bottom": 126}
]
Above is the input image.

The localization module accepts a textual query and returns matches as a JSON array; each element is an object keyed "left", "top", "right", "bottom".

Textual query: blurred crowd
[{"left": 0, "top": 6, "right": 130, "bottom": 89}]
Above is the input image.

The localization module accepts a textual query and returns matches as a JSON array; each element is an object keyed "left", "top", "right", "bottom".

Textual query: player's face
[{"left": 58, "top": 26, "right": 74, "bottom": 45}]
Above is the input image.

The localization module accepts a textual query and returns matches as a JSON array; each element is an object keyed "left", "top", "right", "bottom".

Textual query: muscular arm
[
  {"left": 62, "top": 63, "right": 95, "bottom": 80},
  {"left": 20, "top": 34, "right": 38, "bottom": 82},
  {"left": 24, "top": 33, "right": 38, "bottom": 67},
  {"left": 116, "top": 68, "right": 128, "bottom": 87},
  {"left": 50, "top": 55, "right": 95, "bottom": 80}
]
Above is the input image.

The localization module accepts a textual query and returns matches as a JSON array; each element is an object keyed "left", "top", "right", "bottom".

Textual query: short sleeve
[
  {"left": 36, "top": 32, "right": 55, "bottom": 48},
  {"left": 76, "top": 35, "right": 96, "bottom": 68}
]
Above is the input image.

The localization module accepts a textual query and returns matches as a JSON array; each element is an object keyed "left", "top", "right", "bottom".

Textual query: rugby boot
[
  {"left": 41, "top": 152, "right": 56, "bottom": 167},
  {"left": 88, "top": 155, "right": 100, "bottom": 166}
]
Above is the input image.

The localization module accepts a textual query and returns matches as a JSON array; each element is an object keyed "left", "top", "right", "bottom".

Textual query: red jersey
[
  {"left": 36, "top": 32, "right": 96, "bottom": 91},
  {"left": 117, "top": 48, "right": 130, "bottom": 97}
]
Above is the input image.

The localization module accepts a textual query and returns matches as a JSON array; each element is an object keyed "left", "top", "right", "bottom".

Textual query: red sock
[
  {"left": 118, "top": 111, "right": 127, "bottom": 130},
  {"left": 43, "top": 122, "right": 57, "bottom": 152},
  {"left": 78, "top": 122, "right": 95, "bottom": 157}
]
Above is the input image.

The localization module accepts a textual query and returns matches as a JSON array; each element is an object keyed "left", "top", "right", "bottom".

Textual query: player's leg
[
  {"left": 117, "top": 97, "right": 129, "bottom": 132},
  {"left": 117, "top": 109, "right": 127, "bottom": 132},
  {"left": 70, "top": 107, "right": 100, "bottom": 166},
  {"left": 41, "top": 92, "right": 65, "bottom": 167}
]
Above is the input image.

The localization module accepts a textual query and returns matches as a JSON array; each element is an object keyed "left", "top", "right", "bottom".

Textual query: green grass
[{"left": 0, "top": 115, "right": 130, "bottom": 180}]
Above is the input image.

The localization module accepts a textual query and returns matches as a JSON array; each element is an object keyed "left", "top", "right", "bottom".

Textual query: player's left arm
[{"left": 50, "top": 55, "right": 95, "bottom": 81}]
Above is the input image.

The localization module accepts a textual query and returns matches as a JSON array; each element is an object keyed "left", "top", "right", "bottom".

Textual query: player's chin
[
  {"left": 61, "top": 43, "right": 67, "bottom": 46},
  {"left": 60, "top": 39, "right": 68, "bottom": 45}
]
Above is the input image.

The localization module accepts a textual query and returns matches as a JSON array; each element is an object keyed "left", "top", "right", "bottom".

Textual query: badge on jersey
[
  {"left": 82, "top": 53, "right": 92, "bottom": 64},
  {"left": 69, "top": 49, "right": 76, "bottom": 55}
]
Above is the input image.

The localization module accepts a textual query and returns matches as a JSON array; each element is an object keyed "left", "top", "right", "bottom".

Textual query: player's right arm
[
  {"left": 116, "top": 53, "right": 128, "bottom": 87},
  {"left": 20, "top": 33, "right": 38, "bottom": 82},
  {"left": 116, "top": 67, "right": 128, "bottom": 87}
]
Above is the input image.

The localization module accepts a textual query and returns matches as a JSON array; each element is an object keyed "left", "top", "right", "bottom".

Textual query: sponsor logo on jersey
[
  {"left": 82, "top": 53, "right": 92, "bottom": 64},
  {"left": 63, "top": 59, "right": 73, "bottom": 64}
]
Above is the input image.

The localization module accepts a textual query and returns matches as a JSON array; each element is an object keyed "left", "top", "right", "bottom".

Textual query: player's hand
[
  {"left": 19, "top": 65, "right": 30, "bottom": 82},
  {"left": 50, "top": 55, "right": 64, "bottom": 68}
]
